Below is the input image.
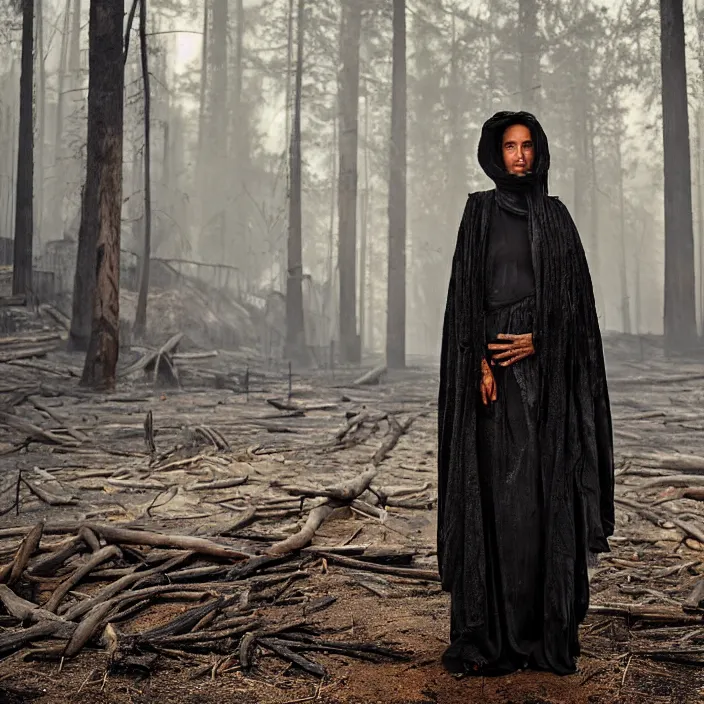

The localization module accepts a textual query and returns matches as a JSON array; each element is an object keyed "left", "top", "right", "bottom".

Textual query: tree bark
[
  {"left": 660, "top": 0, "right": 697, "bottom": 348},
  {"left": 337, "top": 0, "right": 362, "bottom": 364},
  {"left": 80, "top": 0, "right": 126, "bottom": 389},
  {"left": 285, "top": 0, "right": 306, "bottom": 365},
  {"left": 518, "top": 0, "right": 540, "bottom": 113},
  {"left": 134, "top": 0, "right": 152, "bottom": 339},
  {"left": 35, "top": 0, "right": 46, "bottom": 243},
  {"left": 12, "top": 0, "right": 34, "bottom": 298},
  {"left": 386, "top": 0, "right": 407, "bottom": 369},
  {"left": 359, "top": 84, "right": 370, "bottom": 354},
  {"left": 695, "top": 0, "right": 704, "bottom": 332},
  {"left": 51, "top": 0, "right": 72, "bottom": 239},
  {"left": 196, "top": 0, "right": 209, "bottom": 175},
  {"left": 208, "top": 0, "right": 227, "bottom": 255}
]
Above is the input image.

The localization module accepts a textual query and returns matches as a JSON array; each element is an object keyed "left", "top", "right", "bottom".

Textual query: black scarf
[{"left": 437, "top": 110, "right": 614, "bottom": 672}]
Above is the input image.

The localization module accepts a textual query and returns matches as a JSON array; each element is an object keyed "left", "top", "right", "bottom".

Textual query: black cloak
[{"left": 437, "top": 111, "right": 614, "bottom": 674}]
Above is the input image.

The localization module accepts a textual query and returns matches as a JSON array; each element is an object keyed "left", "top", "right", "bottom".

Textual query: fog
[{"left": 1, "top": 0, "right": 702, "bottom": 360}]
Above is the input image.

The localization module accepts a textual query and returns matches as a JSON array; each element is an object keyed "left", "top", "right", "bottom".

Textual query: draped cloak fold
[{"left": 437, "top": 111, "right": 614, "bottom": 675}]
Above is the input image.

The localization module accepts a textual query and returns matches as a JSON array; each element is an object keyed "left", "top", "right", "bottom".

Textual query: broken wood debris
[{"left": 0, "top": 519, "right": 413, "bottom": 677}]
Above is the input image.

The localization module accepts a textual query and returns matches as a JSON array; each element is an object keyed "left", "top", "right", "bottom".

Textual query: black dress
[{"left": 442, "top": 201, "right": 552, "bottom": 675}]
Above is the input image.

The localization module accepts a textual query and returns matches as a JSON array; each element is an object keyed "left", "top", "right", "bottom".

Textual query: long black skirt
[{"left": 441, "top": 295, "right": 573, "bottom": 676}]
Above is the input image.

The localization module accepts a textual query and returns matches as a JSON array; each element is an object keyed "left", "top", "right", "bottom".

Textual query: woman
[{"left": 437, "top": 111, "right": 614, "bottom": 676}]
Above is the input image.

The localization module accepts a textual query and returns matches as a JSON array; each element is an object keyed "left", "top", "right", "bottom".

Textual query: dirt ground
[{"left": 1, "top": 332, "right": 704, "bottom": 704}]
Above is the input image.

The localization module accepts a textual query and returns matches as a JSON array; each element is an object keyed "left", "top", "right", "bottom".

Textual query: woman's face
[{"left": 502, "top": 124, "right": 534, "bottom": 176}]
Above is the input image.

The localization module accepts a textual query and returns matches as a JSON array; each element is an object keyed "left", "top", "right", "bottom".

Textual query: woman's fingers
[
  {"left": 491, "top": 345, "right": 530, "bottom": 361},
  {"left": 487, "top": 342, "right": 514, "bottom": 351},
  {"left": 491, "top": 349, "right": 517, "bottom": 361},
  {"left": 499, "top": 352, "right": 530, "bottom": 367}
]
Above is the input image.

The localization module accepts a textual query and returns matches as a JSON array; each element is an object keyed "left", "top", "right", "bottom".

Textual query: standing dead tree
[
  {"left": 80, "top": 0, "right": 126, "bottom": 389},
  {"left": 337, "top": 0, "right": 362, "bottom": 364},
  {"left": 660, "top": 0, "right": 697, "bottom": 349},
  {"left": 12, "top": 0, "right": 34, "bottom": 298},
  {"left": 134, "top": 0, "right": 152, "bottom": 339},
  {"left": 386, "top": 0, "right": 407, "bottom": 369},
  {"left": 285, "top": 0, "right": 307, "bottom": 366}
]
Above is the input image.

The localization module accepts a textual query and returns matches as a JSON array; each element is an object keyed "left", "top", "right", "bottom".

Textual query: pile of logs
[
  {"left": 0, "top": 404, "right": 434, "bottom": 679},
  {"left": 0, "top": 513, "right": 428, "bottom": 677}
]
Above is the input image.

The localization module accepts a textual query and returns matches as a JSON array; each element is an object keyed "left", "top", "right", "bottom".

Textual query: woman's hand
[
  {"left": 487, "top": 333, "right": 535, "bottom": 367},
  {"left": 480, "top": 357, "right": 497, "bottom": 405}
]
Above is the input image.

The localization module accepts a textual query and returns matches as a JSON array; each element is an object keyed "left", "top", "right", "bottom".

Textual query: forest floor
[{"left": 0, "top": 314, "right": 704, "bottom": 703}]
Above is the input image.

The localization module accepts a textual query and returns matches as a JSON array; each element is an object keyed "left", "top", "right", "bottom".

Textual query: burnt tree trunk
[
  {"left": 285, "top": 0, "right": 306, "bottom": 364},
  {"left": 35, "top": 0, "right": 46, "bottom": 242},
  {"left": 386, "top": 0, "right": 407, "bottom": 369},
  {"left": 337, "top": 0, "right": 362, "bottom": 364},
  {"left": 196, "top": 0, "right": 209, "bottom": 179},
  {"left": 660, "top": 0, "right": 696, "bottom": 348},
  {"left": 51, "top": 0, "right": 72, "bottom": 238},
  {"left": 359, "top": 83, "right": 370, "bottom": 353},
  {"left": 209, "top": 0, "right": 228, "bottom": 254},
  {"left": 134, "top": 0, "right": 152, "bottom": 339},
  {"left": 12, "top": 0, "right": 34, "bottom": 297},
  {"left": 80, "top": 0, "right": 125, "bottom": 388}
]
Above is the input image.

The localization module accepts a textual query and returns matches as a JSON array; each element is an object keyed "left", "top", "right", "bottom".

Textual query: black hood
[{"left": 477, "top": 111, "right": 550, "bottom": 196}]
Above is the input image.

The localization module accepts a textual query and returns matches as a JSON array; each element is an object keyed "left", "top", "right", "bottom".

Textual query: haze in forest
[{"left": 1, "top": 0, "right": 703, "bottom": 370}]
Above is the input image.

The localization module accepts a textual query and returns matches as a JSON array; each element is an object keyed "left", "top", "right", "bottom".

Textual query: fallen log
[
  {"left": 119, "top": 332, "right": 184, "bottom": 378},
  {"left": 258, "top": 637, "right": 326, "bottom": 677},
  {"left": 0, "top": 620, "right": 76, "bottom": 655},
  {"left": 28, "top": 535, "right": 85, "bottom": 577},
  {"left": 267, "top": 470, "right": 379, "bottom": 557},
  {"left": 0, "top": 332, "right": 61, "bottom": 347},
  {"left": 640, "top": 475, "right": 704, "bottom": 490},
  {"left": 352, "top": 365, "right": 387, "bottom": 386},
  {"left": 29, "top": 397, "right": 89, "bottom": 444},
  {"left": 616, "top": 496, "right": 704, "bottom": 544},
  {"left": 62, "top": 551, "right": 194, "bottom": 621},
  {"left": 0, "top": 344, "right": 59, "bottom": 363},
  {"left": 44, "top": 545, "right": 123, "bottom": 613},
  {"left": 0, "top": 585, "right": 65, "bottom": 623},
  {"left": 0, "top": 411, "right": 79, "bottom": 446},
  {"left": 267, "top": 504, "right": 339, "bottom": 557},
  {"left": 63, "top": 601, "right": 115, "bottom": 658},
  {"left": 302, "top": 545, "right": 415, "bottom": 566},
  {"left": 0, "top": 521, "right": 44, "bottom": 586},
  {"left": 267, "top": 633, "right": 410, "bottom": 661},
  {"left": 239, "top": 617, "right": 309, "bottom": 670},
  {"left": 138, "top": 597, "right": 225, "bottom": 641},
  {"left": 588, "top": 602, "right": 704, "bottom": 624},
  {"left": 315, "top": 551, "right": 441, "bottom": 582},
  {"left": 83, "top": 523, "right": 252, "bottom": 561},
  {"left": 22, "top": 477, "right": 77, "bottom": 506},
  {"left": 621, "top": 451, "right": 704, "bottom": 474},
  {"left": 371, "top": 415, "right": 416, "bottom": 466},
  {"left": 684, "top": 578, "right": 704, "bottom": 611},
  {"left": 0, "top": 294, "right": 26, "bottom": 307},
  {"left": 185, "top": 476, "right": 248, "bottom": 491},
  {"left": 335, "top": 410, "right": 371, "bottom": 441}
]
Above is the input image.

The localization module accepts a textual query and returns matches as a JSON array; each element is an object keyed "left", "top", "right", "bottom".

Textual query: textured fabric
[
  {"left": 485, "top": 203, "right": 535, "bottom": 309},
  {"left": 437, "top": 111, "right": 614, "bottom": 677}
]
